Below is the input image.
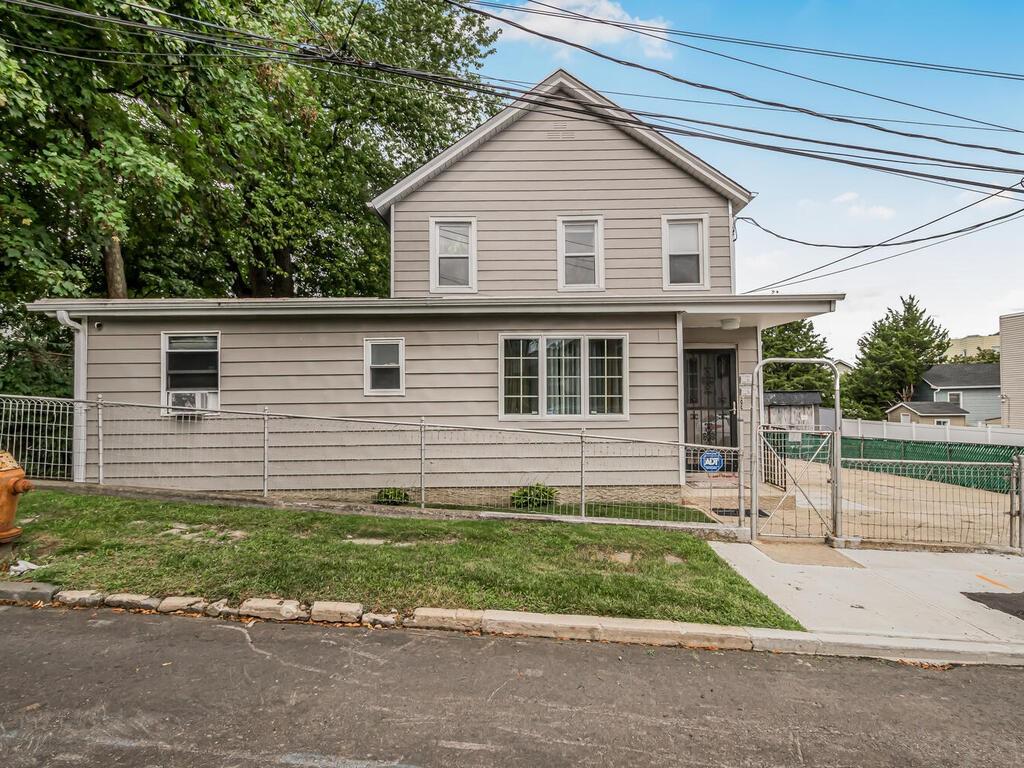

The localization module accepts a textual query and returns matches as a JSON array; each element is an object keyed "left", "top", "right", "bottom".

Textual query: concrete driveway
[{"left": 711, "top": 542, "right": 1024, "bottom": 642}]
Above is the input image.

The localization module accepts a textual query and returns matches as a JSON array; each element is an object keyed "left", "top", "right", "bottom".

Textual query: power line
[
  {"left": 745, "top": 178, "right": 1024, "bottom": 293},
  {"left": 467, "top": 0, "right": 1024, "bottom": 83},
  {"left": 7, "top": 0, "right": 1024, "bottom": 196},
  {"left": 738, "top": 203, "right": 1024, "bottom": 248},
  {"left": 478, "top": 0, "right": 1018, "bottom": 133},
  {"left": 758, "top": 208, "right": 1024, "bottom": 291},
  {"left": 446, "top": 0, "right": 1024, "bottom": 158}
]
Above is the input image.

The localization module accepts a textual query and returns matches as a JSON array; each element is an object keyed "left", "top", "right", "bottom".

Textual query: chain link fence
[{"left": 0, "top": 394, "right": 742, "bottom": 526}]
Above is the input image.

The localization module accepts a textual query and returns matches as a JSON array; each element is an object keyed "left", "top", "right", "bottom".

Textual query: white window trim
[
  {"left": 429, "top": 216, "right": 477, "bottom": 294},
  {"left": 661, "top": 213, "right": 711, "bottom": 291},
  {"left": 363, "top": 337, "right": 406, "bottom": 396},
  {"left": 160, "top": 330, "right": 221, "bottom": 416},
  {"left": 497, "top": 332, "right": 629, "bottom": 421},
  {"left": 946, "top": 391, "right": 963, "bottom": 406},
  {"left": 556, "top": 215, "right": 605, "bottom": 292},
  {"left": 900, "top": 412, "right": 912, "bottom": 424}
]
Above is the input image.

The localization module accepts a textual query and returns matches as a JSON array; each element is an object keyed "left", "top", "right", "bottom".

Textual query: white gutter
[{"left": 56, "top": 310, "right": 87, "bottom": 483}]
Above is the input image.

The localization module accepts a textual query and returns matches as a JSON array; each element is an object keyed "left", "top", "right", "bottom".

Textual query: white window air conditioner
[{"left": 167, "top": 390, "right": 217, "bottom": 416}]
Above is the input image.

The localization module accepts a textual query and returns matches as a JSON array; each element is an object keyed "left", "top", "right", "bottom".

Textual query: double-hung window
[
  {"left": 430, "top": 217, "right": 476, "bottom": 293},
  {"left": 557, "top": 216, "right": 604, "bottom": 291},
  {"left": 500, "top": 334, "right": 627, "bottom": 419},
  {"left": 364, "top": 338, "right": 405, "bottom": 395},
  {"left": 662, "top": 215, "right": 709, "bottom": 290},
  {"left": 162, "top": 332, "right": 220, "bottom": 413}
]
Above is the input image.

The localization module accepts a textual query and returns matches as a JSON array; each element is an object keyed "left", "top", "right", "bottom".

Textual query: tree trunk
[{"left": 102, "top": 236, "right": 128, "bottom": 299}]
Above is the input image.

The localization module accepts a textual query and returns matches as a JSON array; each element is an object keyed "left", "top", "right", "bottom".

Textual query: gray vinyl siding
[
  {"left": 392, "top": 107, "right": 733, "bottom": 298},
  {"left": 933, "top": 387, "right": 1001, "bottom": 426},
  {"left": 81, "top": 314, "right": 757, "bottom": 492},
  {"left": 1001, "top": 313, "right": 1024, "bottom": 427}
]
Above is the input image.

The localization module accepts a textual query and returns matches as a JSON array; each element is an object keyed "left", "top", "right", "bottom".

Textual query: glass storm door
[{"left": 685, "top": 349, "right": 738, "bottom": 447}]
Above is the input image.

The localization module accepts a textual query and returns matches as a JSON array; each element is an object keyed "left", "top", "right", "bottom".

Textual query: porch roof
[{"left": 28, "top": 293, "right": 842, "bottom": 328}]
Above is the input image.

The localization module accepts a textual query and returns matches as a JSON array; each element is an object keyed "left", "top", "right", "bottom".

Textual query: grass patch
[{"left": 4, "top": 490, "right": 799, "bottom": 630}]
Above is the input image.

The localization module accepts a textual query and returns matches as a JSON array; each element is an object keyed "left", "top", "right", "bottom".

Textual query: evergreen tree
[
  {"left": 949, "top": 347, "right": 1000, "bottom": 364},
  {"left": 760, "top": 320, "right": 835, "bottom": 405},
  {"left": 844, "top": 296, "right": 949, "bottom": 419}
]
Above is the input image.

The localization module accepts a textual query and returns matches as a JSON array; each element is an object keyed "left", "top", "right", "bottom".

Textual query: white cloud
[
  {"left": 831, "top": 191, "right": 859, "bottom": 204},
  {"left": 829, "top": 190, "right": 895, "bottom": 220},
  {"left": 847, "top": 203, "right": 896, "bottom": 221},
  {"left": 955, "top": 189, "right": 1020, "bottom": 209},
  {"left": 490, "top": 1, "right": 674, "bottom": 61}
]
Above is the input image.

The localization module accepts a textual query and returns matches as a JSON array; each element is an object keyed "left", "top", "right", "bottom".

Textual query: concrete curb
[{"left": 3, "top": 583, "right": 1023, "bottom": 666}]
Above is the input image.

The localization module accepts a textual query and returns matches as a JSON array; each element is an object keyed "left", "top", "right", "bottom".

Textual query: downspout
[{"left": 56, "top": 311, "right": 87, "bottom": 483}]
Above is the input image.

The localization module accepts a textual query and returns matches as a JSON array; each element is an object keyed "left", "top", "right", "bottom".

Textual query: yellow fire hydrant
[{"left": 0, "top": 451, "right": 32, "bottom": 544}]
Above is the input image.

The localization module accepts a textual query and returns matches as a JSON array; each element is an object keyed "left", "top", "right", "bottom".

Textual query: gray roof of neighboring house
[
  {"left": 764, "top": 391, "right": 822, "bottom": 406},
  {"left": 921, "top": 363, "right": 1000, "bottom": 389},
  {"left": 886, "top": 401, "right": 970, "bottom": 416}
]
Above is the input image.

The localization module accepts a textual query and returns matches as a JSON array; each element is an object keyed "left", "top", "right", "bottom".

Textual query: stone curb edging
[{"left": 2, "top": 582, "right": 1023, "bottom": 666}]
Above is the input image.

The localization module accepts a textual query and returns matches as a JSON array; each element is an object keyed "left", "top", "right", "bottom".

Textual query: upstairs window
[
  {"left": 364, "top": 338, "right": 405, "bottom": 395},
  {"left": 557, "top": 216, "right": 604, "bottom": 291},
  {"left": 430, "top": 218, "right": 476, "bottom": 293},
  {"left": 947, "top": 391, "right": 962, "bottom": 407},
  {"left": 662, "top": 215, "right": 709, "bottom": 290},
  {"left": 162, "top": 332, "right": 220, "bottom": 412}
]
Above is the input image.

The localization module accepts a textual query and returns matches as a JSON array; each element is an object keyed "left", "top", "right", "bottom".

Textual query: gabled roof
[
  {"left": 764, "top": 390, "right": 822, "bottom": 406},
  {"left": 369, "top": 69, "right": 753, "bottom": 219},
  {"left": 885, "top": 401, "right": 969, "bottom": 416},
  {"left": 921, "top": 363, "right": 1000, "bottom": 389}
]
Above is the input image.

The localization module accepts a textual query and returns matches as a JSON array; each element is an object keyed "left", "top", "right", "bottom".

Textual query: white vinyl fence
[{"left": 844, "top": 418, "right": 1024, "bottom": 447}]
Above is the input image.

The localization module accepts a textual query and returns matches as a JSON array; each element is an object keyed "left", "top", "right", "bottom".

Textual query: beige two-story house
[{"left": 28, "top": 70, "right": 841, "bottom": 493}]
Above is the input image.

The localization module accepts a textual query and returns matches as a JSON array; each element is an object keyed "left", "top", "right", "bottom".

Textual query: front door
[{"left": 685, "top": 349, "right": 738, "bottom": 447}]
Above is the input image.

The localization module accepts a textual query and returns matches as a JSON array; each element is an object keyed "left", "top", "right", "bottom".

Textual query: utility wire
[
  {"left": 468, "top": 0, "right": 1024, "bottom": 83},
  {"left": 758, "top": 208, "right": 1024, "bottom": 291},
  {"left": 446, "top": 0, "right": 1024, "bottom": 158},
  {"left": 745, "top": 178, "right": 1024, "bottom": 293},
  {"left": 8, "top": 0, "right": 1024, "bottom": 196},
  {"left": 482, "top": 0, "right": 1018, "bottom": 133},
  {"left": 738, "top": 205, "right": 1024, "bottom": 248}
]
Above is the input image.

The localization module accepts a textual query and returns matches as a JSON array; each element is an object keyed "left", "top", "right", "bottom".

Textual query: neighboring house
[
  {"left": 913, "top": 363, "right": 1000, "bottom": 426},
  {"left": 26, "top": 70, "right": 842, "bottom": 492},
  {"left": 831, "top": 358, "right": 855, "bottom": 376},
  {"left": 1000, "top": 312, "right": 1024, "bottom": 428},
  {"left": 764, "top": 391, "right": 821, "bottom": 428},
  {"left": 946, "top": 333, "right": 999, "bottom": 359},
  {"left": 886, "top": 402, "right": 969, "bottom": 427}
]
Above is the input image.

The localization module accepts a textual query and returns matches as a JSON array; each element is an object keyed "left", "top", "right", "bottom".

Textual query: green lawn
[
  {"left": 4, "top": 490, "right": 799, "bottom": 629},
  {"left": 423, "top": 500, "right": 711, "bottom": 523}
]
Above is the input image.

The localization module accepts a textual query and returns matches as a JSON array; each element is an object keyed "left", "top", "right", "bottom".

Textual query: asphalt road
[{"left": 1, "top": 606, "right": 1021, "bottom": 767}]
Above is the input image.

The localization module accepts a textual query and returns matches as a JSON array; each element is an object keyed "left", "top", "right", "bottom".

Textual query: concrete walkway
[{"left": 711, "top": 542, "right": 1024, "bottom": 643}]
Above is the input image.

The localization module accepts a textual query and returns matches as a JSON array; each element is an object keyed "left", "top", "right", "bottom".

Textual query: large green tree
[
  {"left": 0, "top": 0, "right": 498, "bottom": 394},
  {"left": 760, "top": 320, "right": 835, "bottom": 405},
  {"left": 843, "top": 295, "right": 950, "bottom": 419}
]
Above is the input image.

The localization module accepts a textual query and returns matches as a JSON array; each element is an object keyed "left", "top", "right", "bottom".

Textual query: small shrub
[
  {"left": 510, "top": 483, "right": 558, "bottom": 509},
  {"left": 375, "top": 487, "right": 410, "bottom": 506}
]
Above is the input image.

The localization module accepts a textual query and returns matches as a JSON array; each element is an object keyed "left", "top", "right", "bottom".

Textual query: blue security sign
[{"left": 699, "top": 449, "right": 725, "bottom": 474}]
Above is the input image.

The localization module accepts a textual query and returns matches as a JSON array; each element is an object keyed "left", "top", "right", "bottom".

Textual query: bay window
[{"left": 500, "top": 334, "right": 627, "bottom": 419}]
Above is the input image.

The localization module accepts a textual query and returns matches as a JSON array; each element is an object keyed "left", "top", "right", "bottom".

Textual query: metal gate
[
  {"left": 755, "top": 425, "right": 837, "bottom": 538},
  {"left": 750, "top": 358, "right": 843, "bottom": 541}
]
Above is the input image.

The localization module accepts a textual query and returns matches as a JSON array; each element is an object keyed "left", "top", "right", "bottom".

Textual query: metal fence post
[
  {"left": 419, "top": 417, "right": 426, "bottom": 511},
  {"left": 749, "top": 373, "right": 759, "bottom": 542},
  {"left": 262, "top": 407, "right": 269, "bottom": 498},
  {"left": 737, "top": 440, "right": 746, "bottom": 529},
  {"left": 579, "top": 427, "right": 587, "bottom": 517},
  {"left": 96, "top": 394, "right": 104, "bottom": 485},
  {"left": 1018, "top": 455, "right": 1024, "bottom": 551}
]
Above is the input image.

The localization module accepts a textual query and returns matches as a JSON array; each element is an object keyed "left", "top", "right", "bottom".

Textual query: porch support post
[
  {"left": 676, "top": 312, "right": 686, "bottom": 490},
  {"left": 56, "top": 311, "right": 87, "bottom": 483}
]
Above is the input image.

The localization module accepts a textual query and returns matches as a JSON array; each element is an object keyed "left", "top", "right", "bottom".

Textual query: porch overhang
[{"left": 27, "top": 293, "right": 841, "bottom": 323}]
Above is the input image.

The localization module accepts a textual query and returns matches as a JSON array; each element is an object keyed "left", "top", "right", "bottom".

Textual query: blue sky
[{"left": 478, "top": 1, "right": 1024, "bottom": 358}]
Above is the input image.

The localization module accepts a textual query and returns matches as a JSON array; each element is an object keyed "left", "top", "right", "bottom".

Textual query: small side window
[
  {"left": 364, "top": 338, "right": 405, "bottom": 395},
  {"left": 162, "top": 333, "right": 220, "bottom": 413}
]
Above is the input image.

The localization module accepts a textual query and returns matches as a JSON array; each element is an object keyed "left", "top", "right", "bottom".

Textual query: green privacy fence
[{"left": 766, "top": 430, "right": 1021, "bottom": 493}]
